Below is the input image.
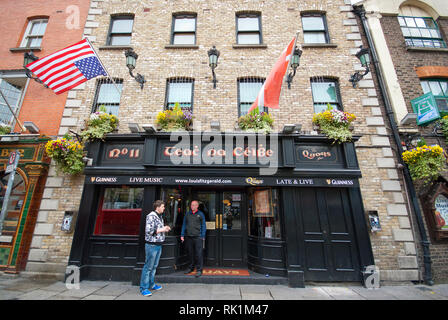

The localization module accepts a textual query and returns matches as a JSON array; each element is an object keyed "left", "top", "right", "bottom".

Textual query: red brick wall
[{"left": 0, "top": 0, "right": 90, "bottom": 135}]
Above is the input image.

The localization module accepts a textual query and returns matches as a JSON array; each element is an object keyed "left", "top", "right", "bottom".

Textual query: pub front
[{"left": 68, "top": 132, "right": 374, "bottom": 287}]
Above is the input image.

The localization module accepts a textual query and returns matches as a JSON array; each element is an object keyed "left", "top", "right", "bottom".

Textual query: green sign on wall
[{"left": 411, "top": 92, "right": 440, "bottom": 126}]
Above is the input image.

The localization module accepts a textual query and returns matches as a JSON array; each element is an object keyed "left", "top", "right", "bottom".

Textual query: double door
[{"left": 192, "top": 190, "right": 247, "bottom": 267}]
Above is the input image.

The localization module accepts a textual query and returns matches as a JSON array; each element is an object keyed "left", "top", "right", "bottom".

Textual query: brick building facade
[
  {"left": 21, "top": 0, "right": 426, "bottom": 286},
  {"left": 0, "top": 0, "right": 90, "bottom": 273},
  {"left": 358, "top": 0, "right": 448, "bottom": 283}
]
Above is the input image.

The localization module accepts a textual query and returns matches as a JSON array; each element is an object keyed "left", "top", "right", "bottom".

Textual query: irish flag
[{"left": 248, "top": 37, "right": 296, "bottom": 112}]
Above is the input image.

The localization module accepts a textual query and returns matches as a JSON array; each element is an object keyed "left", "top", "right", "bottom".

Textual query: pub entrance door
[{"left": 191, "top": 190, "right": 247, "bottom": 267}]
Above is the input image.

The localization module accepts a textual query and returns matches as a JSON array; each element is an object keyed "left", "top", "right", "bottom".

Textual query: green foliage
[
  {"left": 45, "top": 134, "right": 85, "bottom": 175},
  {"left": 155, "top": 103, "right": 193, "bottom": 131},
  {"left": 0, "top": 125, "right": 11, "bottom": 135},
  {"left": 80, "top": 106, "right": 119, "bottom": 142},
  {"left": 237, "top": 107, "right": 274, "bottom": 134},
  {"left": 402, "top": 144, "right": 445, "bottom": 186},
  {"left": 312, "top": 104, "right": 356, "bottom": 144}
]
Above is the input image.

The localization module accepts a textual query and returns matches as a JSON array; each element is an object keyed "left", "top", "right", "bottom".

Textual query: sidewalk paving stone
[{"left": 320, "top": 287, "right": 366, "bottom": 300}]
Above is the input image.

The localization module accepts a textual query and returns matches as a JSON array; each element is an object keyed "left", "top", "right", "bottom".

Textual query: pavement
[{"left": 1, "top": 273, "right": 448, "bottom": 301}]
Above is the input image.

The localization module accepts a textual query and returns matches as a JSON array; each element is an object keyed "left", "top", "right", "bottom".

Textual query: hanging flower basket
[
  {"left": 402, "top": 143, "right": 446, "bottom": 186},
  {"left": 155, "top": 103, "right": 193, "bottom": 131},
  {"left": 45, "top": 134, "right": 85, "bottom": 175},
  {"left": 312, "top": 105, "right": 356, "bottom": 144},
  {"left": 439, "top": 116, "right": 448, "bottom": 144},
  {"left": 237, "top": 107, "right": 274, "bottom": 134},
  {"left": 80, "top": 106, "right": 119, "bottom": 142}
]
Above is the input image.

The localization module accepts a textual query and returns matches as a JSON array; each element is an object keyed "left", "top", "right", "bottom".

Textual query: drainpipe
[{"left": 353, "top": 5, "right": 433, "bottom": 286}]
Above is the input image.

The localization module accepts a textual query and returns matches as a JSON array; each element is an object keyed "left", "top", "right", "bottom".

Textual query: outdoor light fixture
[
  {"left": 23, "top": 52, "right": 48, "bottom": 88},
  {"left": 207, "top": 46, "right": 220, "bottom": 89},
  {"left": 282, "top": 123, "right": 302, "bottom": 134},
  {"left": 23, "top": 121, "right": 39, "bottom": 133},
  {"left": 349, "top": 46, "right": 371, "bottom": 88},
  {"left": 128, "top": 123, "right": 140, "bottom": 133},
  {"left": 400, "top": 113, "right": 417, "bottom": 126},
  {"left": 141, "top": 124, "right": 155, "bottom": 133},
  {"left": 286, "top": 46, "right": 303, "bottom": 89},
  {"left": 210, "top": 120, "right": 220, "bottom": 131},
  {"left": 125, "top": 49, "right": 146, "bottom": 89}
]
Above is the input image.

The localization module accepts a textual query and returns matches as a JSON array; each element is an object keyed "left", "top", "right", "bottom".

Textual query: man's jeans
[{"left": 140, "top": 243, "right": 162, "bottom": 292}]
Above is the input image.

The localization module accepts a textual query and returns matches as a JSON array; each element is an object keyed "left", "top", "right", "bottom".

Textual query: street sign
[
  {"left": 411, "top": 92, "right": 440, "bottom": 126},
  {"left": 5, "top": 151, "right": 20, "bottom": 174}
]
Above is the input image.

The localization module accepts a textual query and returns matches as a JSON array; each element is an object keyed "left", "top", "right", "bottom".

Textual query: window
[
  {"left": 302, "top": 13, "right": 329, "bottom": 44},
  {"left": 236, "top": 13, "right": 262, "bottom": 45},
  {"left": 93, "top": 187, "right": 143, "bottom": 236},
  {"left": 248, "top": 188, "right": 281, "bottom": 239},
  {"left": 160, "top": 187, "right": 186, "bottom": 235},
  {"left": 21, "top": 18, "right": 48, "bottom": 48},
  {"left": 398, "top": 16, "right": 446, "bottom": 48},
  {"left": 92, "top": 78, "right": 123, "bottom": 116},
  {"left": 0, "top": 75, "right": 27, "bottom": 127},
  {"left": 311, "top": 78, "right": 342, "bottom": 113},
  {"left": 421, "top": 79, "right": 448, "bottom": 113},
  {"left": 166, "top": 78, "right": 194, "bottom": 111},
  {"left": 238, "top": 78, "right": 267, "bottom": 116},
  {"left": 107, "top": 15, "right": 134, "bottom": 46},
  {"left": 171, "top": 14, "right": 196, "bottom": 45}
]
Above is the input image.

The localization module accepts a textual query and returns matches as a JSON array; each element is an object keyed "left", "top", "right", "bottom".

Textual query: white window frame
[
  {"left": 20, "top": 18, "right": 48, "bottom": 48},
  {"left": 0, "top": 71, "right": 29, "bottom": 128}
]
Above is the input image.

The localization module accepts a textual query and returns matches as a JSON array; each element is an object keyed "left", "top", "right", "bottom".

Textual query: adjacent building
[
  {"left": 356, "top": 0, "right": 448, "bottom": 283},
  {"left": 0, "top": 0, "right": 90, "bottom": 273}
]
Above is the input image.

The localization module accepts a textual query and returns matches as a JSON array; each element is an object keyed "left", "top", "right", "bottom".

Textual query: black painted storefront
[{"left": 67, "top": 132, "right": 374, "bottom": 287}]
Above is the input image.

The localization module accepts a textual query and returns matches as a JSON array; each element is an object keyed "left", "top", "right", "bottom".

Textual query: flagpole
[
  {"left": 84, "top": 37, "right": 122, "bottom": 96},
  {"left": 0, "top": 88, "right": 25, "bottom": 132}
]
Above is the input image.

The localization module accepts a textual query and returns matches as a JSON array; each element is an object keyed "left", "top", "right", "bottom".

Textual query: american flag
[{"left": 25, "top": 39, "right": 107, "bottom": 94}]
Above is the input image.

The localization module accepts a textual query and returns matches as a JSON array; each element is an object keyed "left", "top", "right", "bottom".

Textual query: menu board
[
  {"left": 435, "top": 194, "right": 448, "bottom": 230},
  {"left": 253, "top": 189, "right": 273, "bottom": 217}
]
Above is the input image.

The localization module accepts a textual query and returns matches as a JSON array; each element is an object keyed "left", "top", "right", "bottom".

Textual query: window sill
[
  {"left": 165, "top": 44, "right": 199, "bottom": 49},
  {"left": 232, "top": 44, "right": 267, "bottom": 49},
  {"left": 406, "top": 46, "right": 448, "bottom": 53},
  {"left": 99, "top": 45, "right": 133, "bottom": 50},
  {"left": 10, "top": 47, "right": 41, "bottom": 52},
  {"left": 301, "top": 43, "right": 338, "bottom": 48}
]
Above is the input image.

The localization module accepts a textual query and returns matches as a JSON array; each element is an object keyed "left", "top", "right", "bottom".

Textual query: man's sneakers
[
  {"left": 151, "top": 284, "right": 163, "bottom": 291},
  {"left": 141, "top": 289, "right": 152, "bottom": 296}
]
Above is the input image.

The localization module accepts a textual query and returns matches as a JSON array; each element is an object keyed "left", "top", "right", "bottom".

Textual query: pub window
[
  {"left": 398, "top": 16, "right": 446, "bottom": 48},
  {"left": 107, "top": 15, "right": 134, "bottom": 46},
  {"left": 301, "top": 13, "right": 329, "bottom": 44},
  {"left": 21, "top": 18, "right": 48, "bottom": 48},
  {"left": 420, "top": 79, "right": 448, "bottom": 114},
  {"left": 236, "top": 12, "right": 262, "bottom": 45},
  {"left": 165, "top": 77, "right": 194, "bottom": 111},
  {"left": 171, "top": 13, "right": 197, "bottom": 45},
  {"left": 237, "top": 77, "right": 267, "bottom": 116},
  {"left": 92, "top": 78, "right": 123, "bottom": 116},
  {"left": 93, "top": 187, "right": 143, "bottom": 236},
  {"left": 248, "top": 188, "right": 281, "bottom": 239},
  {"left": 311, "top": 78, "right": 342, "bottom": 113}
]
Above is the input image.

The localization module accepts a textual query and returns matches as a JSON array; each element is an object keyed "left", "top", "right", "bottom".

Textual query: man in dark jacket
[{"left": 181, "top": 200, "right": 206, "bottom": 277}]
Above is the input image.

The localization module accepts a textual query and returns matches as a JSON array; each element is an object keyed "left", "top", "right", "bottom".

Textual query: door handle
[{"left": 215, "top": 214, "right": 219, "bottom": 229}]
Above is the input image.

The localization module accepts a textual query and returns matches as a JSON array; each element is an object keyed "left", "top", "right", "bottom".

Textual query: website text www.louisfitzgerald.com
[{"left": 174, "top": 178, "right": 233, "bottom": 184}]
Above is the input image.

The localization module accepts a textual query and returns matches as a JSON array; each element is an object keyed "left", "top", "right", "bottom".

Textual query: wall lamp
[
  {"left": 349, "top": 46, "right": 371, "bottom": 88},
  {"left": 23, "top": 121, "right": 39, "bottom": 133},
  {"left": 286, "top": 46, "right": 303, "bottom": 89},
  {"left": 125, "top": 49, "right": 146, "bottom": 90},
  {"left": 128, "top": 123, "right": 140, "bottom": 133},
  {"left": 207, "top": 46, "right": 220, "bottom": 89},
  {"left": 282, "top": 123, "right": 302, "bottom": 134},
  {"left": 23, "top": 52, "right": 48, "bottom": 88}
]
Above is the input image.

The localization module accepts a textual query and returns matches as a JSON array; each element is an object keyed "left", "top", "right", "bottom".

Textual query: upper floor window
[
  {"left": 21, "top": 18, "right": 48, "bottom": 48},
  {"left": 166, "top": 78, "right": 194, "bottom": 111},
  {"left": 107, "top": 15, "right": 134, "bottom": 46},
  {"left": 421, "top": 79, "right": 448, "bottom": 113},
  {"left": 92, "top": 78, "right": 123, "bottom": 116},
  {"left": 301, "top": 13, "right": 329, "bottom": 44},
  {"left": 311, "top": 78, "right": 342, "bottom": 113},
  {"left": 398, "top": 16, "right": 446, "bottom": 48},
  {"left": 237, "top": 78, "right": 267, "bottom": 116},
  {"left": 0, "top": 74, "right": 27, "bottom": 127},
  {"left": 236, "top": 13, "right": 262, "bottom": 45},
  {"left": 171, "top": 14, "right": 197, "bottom": 45}
]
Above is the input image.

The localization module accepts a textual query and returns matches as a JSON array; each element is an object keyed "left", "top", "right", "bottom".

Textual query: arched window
[{"left": 398, "top": 5, "right": 446, "bottom": 48}]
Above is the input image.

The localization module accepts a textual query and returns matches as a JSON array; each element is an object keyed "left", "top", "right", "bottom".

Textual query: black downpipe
[{"left": 353, "top": 5, "right": 433, "bottom": 285}]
